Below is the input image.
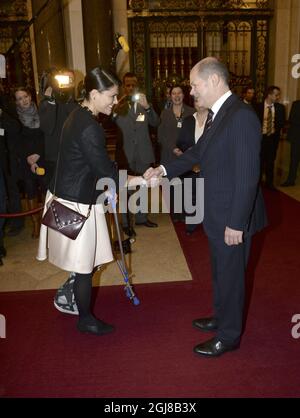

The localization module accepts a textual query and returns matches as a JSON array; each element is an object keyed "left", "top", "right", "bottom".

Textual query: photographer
[
  {"left": 38, "top": 69, "right": 78, "bottom": 188},
  {"left": 113, "top": 72, "right": 159, "bottom": 236}
]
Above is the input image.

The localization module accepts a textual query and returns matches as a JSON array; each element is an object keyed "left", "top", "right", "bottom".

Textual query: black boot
[{"left": 73, "top": 272, "right": 115, "bottom": 336}]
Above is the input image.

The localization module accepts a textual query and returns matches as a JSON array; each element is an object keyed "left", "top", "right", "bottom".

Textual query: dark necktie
[
  {"left": 266, "top": 105, "right": 273, "bottom": 136},
  {"left": 203, "top": 109, "right": 214, "bottom": 134}
]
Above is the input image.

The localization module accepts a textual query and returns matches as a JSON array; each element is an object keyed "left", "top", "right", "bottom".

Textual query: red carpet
[{"left": 1, "top": 189, "right": 300, "bottom": 398}]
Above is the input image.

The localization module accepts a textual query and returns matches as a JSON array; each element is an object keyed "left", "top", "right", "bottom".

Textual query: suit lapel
[{"left": 197, "top": 94, "right": 239, "bottom": 160}]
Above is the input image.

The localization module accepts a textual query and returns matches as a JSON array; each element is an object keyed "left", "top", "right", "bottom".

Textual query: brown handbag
[{"left": 42, "top": 199, "right": 91, "bottom": 240}]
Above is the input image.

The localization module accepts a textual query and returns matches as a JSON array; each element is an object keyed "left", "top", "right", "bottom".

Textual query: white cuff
[{"left": 160, "top": 165, "right": 167, "bottom": 176}]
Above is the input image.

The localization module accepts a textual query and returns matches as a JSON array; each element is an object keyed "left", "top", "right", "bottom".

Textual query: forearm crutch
[{"left": 108, "top": 190, "right": 140, "bottom": 306}]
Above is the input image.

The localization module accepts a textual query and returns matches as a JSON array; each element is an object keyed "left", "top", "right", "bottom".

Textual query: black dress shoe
[
  {"left": 193, "top": 317, "right": 218, "bottom": 332},
  {"left": 122, "top": 227, "right": 136, "bottom": 238},
  {"left": 77, "top": 317, "right": 115, "bottom": 336},
  {"left": 280, "top": 181, "right": 295, "bottom": 187},
  {"left": 136, "top": 220, "right": 158, "bottom": 228},
  {"left": 193, "top": 337, "right": 239, "bottom": 357},
  {"left": 0, "top": 246, "right": 6, "bottom": 258}
]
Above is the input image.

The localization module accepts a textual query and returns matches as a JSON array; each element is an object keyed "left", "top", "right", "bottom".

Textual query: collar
[{"left": 211, "top": 90, "right": 232, "bottom": 120}]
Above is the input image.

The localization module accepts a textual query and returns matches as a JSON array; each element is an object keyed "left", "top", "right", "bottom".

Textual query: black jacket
[
  {"left": 50, "top": 107, "right": 118, "bottom": 204},
  {"left": 0, "top": 106, "right": 44, "bottom": 178},
  {"left": 39, "top": 99, "right": 78, "bottom": 162}
]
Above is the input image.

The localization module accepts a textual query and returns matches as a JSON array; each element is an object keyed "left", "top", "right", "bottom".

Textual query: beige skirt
[{"left": 37, "top": 191, "right": 114, "bottom": 274}]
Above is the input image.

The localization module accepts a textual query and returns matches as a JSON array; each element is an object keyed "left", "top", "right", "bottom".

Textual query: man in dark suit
[
  {"left": 255, "top": 86, "right": 286, "bottom": 190},
  {"left": 281, "top": 100, "right": 300, "bottom": 187},
  {"left": 144, "top": 57, "right": 267, "bottom": 357}
]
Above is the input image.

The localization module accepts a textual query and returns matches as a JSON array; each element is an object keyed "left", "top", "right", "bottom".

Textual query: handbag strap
[{"left": 53, "top": 117, "right": 96, "bottom": 218}]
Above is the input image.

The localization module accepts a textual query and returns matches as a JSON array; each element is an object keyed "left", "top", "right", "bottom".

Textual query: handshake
[
  {"left": 127, "top": 166, "right": 164, "bottom": 188},
  {"left": 143, "top": 166, "right": 164, "bottom": 184}
]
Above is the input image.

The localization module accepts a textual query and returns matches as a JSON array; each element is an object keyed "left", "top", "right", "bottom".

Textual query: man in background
[
  {"left": 113, "top": 72, "right": 159, "bottom": 237},
  {"left": 255, "top": 86, "right": 286, "bottom": 190}
]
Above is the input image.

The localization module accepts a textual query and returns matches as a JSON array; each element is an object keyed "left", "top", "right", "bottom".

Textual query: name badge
[
  {"left": 136, "top": 114, "right": 145, "bottom": 122},
  {"left": 177, "top": 122, "right": 182, "bottom": 128},
  {"left": 0, "top": 128, "right": 4, "bottom": 136}
]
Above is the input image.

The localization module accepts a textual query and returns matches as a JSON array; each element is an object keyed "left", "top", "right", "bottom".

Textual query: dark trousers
[
  {"left": 169, "top": 178, "right": 183, "bottom": 221},
  {"left": 183, "top": 172, "right": 200, "bottom": 230},
  {"left": 4, "top": 172, "right": 24, "bottom": 229},
  {"left": 261, "top": 134, "right": 279, "bottom": 187},
  {"left": 208, "top": 235, "right": 252, "bottom": 345},
  {"left": 121, "top": 188, "right": 147, "bottom": 227},
  {"left": 286, "top": 139, "right": 300, "bottom": 183}
]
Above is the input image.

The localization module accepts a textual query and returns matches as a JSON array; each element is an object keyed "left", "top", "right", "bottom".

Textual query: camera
[
  {"left": 131, "top": 93, "right": 140, "bottom": 102},
  {"left": 40, "top": 68, "right": 75, "bottom": 103}
]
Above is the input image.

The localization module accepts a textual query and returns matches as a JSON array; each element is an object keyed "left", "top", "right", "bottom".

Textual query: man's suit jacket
[
  {"left": 255, "top": 102, "right": 286, "bottom": 142},
  {"left": 114, "top": 101, "right": 159, "bottom": 174},
  {"left": 176, "top": 115, "right": 203, "bottom": 179},
  {"left": 165, "top": 94, "right": 267, "bottom": 239},
  {"left": 287, "top": 100, "right": 300, "bottom": 143}
]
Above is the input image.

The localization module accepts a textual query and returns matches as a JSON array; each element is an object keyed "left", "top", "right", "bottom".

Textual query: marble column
[
  {"left": 289, "top": 0, "right": 300, "bottom": 100},
  {"left": 31, "top": 0, "right": 67, "bottom": 76},
  {"left": 81, "top": 0, "right": 113, "bottom": 72},
  {"left": 62, "top": 0, "right": 86, "bottom": 95}
]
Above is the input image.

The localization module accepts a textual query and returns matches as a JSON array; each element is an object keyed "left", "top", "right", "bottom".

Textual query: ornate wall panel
[
  {"left": 0, "top": 0, "right": 34, "bottom": 95},
  {"left": 128, "top": 0, "right": 273, "bottom": 105},
  {"left": 128, "top": 0, "right": 271, "bottom": 12}
]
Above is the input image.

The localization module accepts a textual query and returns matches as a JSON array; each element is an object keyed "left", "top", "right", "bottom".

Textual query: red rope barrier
[{"left": 0, "top": 207, "right": 44, "bottom": 218}]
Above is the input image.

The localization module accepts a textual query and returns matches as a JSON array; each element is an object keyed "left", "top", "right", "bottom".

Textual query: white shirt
[
  {"left": 211, "top": 90, "right": 232, "bottom": 120},
  {"left": 193, "top": 112, "right": 205, "bottom": 144},
  {"left": 161, "top": 90, "right": 232, "bottom": 175}
]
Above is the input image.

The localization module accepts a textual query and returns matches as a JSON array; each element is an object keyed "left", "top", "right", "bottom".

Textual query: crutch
[{"left": 108, "top": 189, "right": 140, "bottom": 306}]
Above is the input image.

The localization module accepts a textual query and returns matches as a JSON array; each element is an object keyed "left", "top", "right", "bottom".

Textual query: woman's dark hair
[{"left": 83, "top": 67, "right": 121, "bottom": 100}]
